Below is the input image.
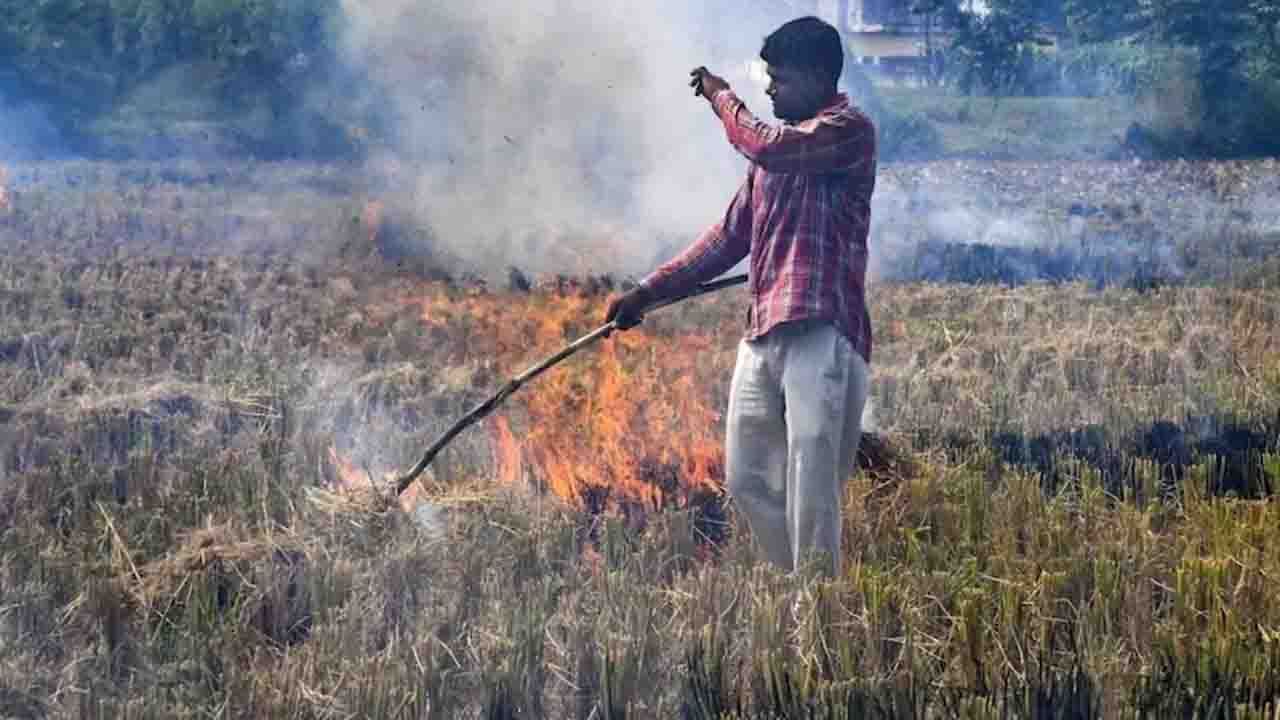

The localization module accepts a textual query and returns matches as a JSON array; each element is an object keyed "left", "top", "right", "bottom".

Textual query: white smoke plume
[
  {"left": 338, "top": 0, "right": 793, "bottom": 278},
  {"left": 0, "top": 98, "right": 64, "bottom": 162}
]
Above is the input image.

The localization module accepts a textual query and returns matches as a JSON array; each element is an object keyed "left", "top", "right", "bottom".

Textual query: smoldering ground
[{"left": 868, "top": 159, "right": 1280, "bottom": 289}]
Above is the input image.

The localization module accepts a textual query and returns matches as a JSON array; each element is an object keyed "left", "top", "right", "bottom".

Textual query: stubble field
[{"left": 1, "top": 159, "right": 1279, "bottom": 718}]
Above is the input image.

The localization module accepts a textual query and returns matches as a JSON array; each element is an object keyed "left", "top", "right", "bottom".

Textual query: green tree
[
  {"left": 1149, "top": 0, "right": 1280, "bottom": 153},
  {"left": 0, "top": 0, "right": 346, "bottom": 156},
  {"left": 911, "top": 0, "right": 968, "bottom": 85},
  {"left": 946, "top": 1, "right": 1054, "bottom": 94},
  {"left": 0, "top": 0, "right": 118, "bottom": 120},
  {"left": 1062, "top": 0, "right": 1148, "bottom": 44}
]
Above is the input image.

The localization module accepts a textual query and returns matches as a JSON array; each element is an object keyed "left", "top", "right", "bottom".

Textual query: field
[
  {"left": 2, "top": 158, "right": 1280, "bottom": 718},
  {"left": 877, "top": 90, "right": 1144, "bottom": 161}
]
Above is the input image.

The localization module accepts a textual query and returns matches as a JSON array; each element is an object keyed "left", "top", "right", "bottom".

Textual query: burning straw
[
  {"left": 312, "top": 445, "right": 497, "bottom": 527},
  {"left": 313, "top": 274, "right": 914, "bottom": 534}
]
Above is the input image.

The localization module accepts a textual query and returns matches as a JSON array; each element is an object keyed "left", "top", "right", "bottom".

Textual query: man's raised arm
[
  {"left": 710, "top": 89, "right": 874, "bottom": 176},
  {"left": 605, "top": 175, "right": 752, "bottom": 329}
]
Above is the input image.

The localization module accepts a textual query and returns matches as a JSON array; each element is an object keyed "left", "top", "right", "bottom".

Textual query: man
[{"left": 605, "top": 16, "right": 876, "bottom": 577}]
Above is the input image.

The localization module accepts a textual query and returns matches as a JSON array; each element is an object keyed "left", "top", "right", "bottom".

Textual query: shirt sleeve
[
  {"left": 711, "top": 90, "right": 875, "bottom": 175},
  {"left": 639, "top": 172, "right": 753, "bottom": 300}
]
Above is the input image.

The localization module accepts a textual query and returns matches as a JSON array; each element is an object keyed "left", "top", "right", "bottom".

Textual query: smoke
[
  {"left": 864, "top": 160, "right": 1280, "bottom": 289},
  {"left": 0, "top": 96, "right": 65, "bottom": 162},
  {"left": 868, "top": 179, "right": 1057, "bottom": 284},
  {"left": 337, "top": 0, "right": 789, "bottom": 278},
  {"left": 334, "top": 2, "right": 1240, "bottom": 289}
]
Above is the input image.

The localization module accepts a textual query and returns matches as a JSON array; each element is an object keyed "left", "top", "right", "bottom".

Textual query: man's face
[{"left": 765, "top": 64, "right": 830, "bottom": 122}]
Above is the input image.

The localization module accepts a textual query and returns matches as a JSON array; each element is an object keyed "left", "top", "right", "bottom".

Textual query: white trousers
[{"left": 725, "top": 320, "right": 869, "bottom": 577}]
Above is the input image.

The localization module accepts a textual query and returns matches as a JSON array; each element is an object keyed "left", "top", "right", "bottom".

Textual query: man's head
[{"left": 760, "top": 16, "right": 844, "bottom": 122}]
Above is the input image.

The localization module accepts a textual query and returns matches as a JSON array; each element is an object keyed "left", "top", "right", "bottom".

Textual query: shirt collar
[
  {"left": 821, "top": 93, "right": 851, "bottom": 115},
  {"left": 786, "top": 93, "right": 849, "bottom": 125}
]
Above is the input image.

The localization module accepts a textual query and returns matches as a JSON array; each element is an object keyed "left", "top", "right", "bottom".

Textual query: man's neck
[
  {"left": 816, "top": 90, "right": 841, "bottom": 111},
  {"left": 791, "top": 92, "right": 841, "bottom": 124}
]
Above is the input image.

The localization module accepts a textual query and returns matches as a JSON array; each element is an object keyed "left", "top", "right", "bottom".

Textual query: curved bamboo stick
[{"left": 394, "top": 273, "right": 748, "bottom": 497}]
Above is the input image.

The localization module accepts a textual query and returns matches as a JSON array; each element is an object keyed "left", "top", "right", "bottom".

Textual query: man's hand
[
  {"left": 690, "top": 67, "right": 730, "bottom": 101},
  {"left": 604, "top": 286, "right": 653, "bottom": 332}
]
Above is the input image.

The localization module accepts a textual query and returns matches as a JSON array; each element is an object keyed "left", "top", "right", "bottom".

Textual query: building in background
[{"left": 780, "top": 0, "right": 955, "bottom": 85}]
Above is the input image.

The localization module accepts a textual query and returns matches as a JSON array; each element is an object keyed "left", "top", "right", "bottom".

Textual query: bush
[
  {"left": 1211, "top": 65, "right": 1280, "bottom": 156},
  {"left": 0, "top": 0, "right": 346, "bottom": 159},
  {"left": 1039, "top": 41, "right": 1161, "bottom": 96},
  {"left": 943, "top": 41, "right": 1186, "bottom": 99},
  {"left": 1130, "top": 50, "right": 1280, "bottom": 157},
  {"left": 876, "top": 110, "right": 944, "bottom": 161}
]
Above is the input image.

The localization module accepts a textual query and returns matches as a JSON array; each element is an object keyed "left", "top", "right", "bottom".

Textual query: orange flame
[
  {"left": 490, "top": 416, "right": 523, "bottom": 485},
  {"left": 329, "top": 265, "right": 734, "bottom": 517},
  {"left": 328, "top": 445, "right": 371, "bottom": 492},
  {"left": 362, "top": 200, "right": 384, "bottom": 246},
  {"left": 327, "top": 446, "right": 422, "bottom": 513},
  {"left": 426, "top": 282, "right": 729, "bottom": 513}
]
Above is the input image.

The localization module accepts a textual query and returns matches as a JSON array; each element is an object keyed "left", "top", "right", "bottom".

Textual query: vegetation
[
  {"left": 925, "top": 0, "right": 1280, "bottom": 155},
  {"left": 0, "top": 1, "right": 1277, "bottom": 716},
  {"left": 1, "top": 159, "right": 1278, "bottom": 716},
  {"left": 875, "top": 92, "right": 1134, "bottom": 160},
  {"left": 0, "top": 0, "right": 349, "bottom": 157},
  {"left": 2, "top": 0, "right": 1276, "bottom": 161}
]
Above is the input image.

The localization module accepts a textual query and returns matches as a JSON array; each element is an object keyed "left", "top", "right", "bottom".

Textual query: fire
[
  {"left": 388, "top": 279, "right": 735, "bottom": 514},
  {"left": 323, "top": 261, "right": 737, "bottom": 517},
  {"left": 362, "top": 199, "right": 383, "bottom": 245},
  {"left": 490, "top": 416, "right": 523, "bottom": 486},
  {"left": 327, "top": 446, "right": 423, "bottom": 513}
]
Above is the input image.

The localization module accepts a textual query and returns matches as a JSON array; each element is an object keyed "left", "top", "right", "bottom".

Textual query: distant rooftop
[{"left": 775, "top": 0, "right": 960, "bottom": 35}]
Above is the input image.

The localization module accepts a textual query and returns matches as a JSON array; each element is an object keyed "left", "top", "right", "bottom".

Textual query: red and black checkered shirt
[{"left": 640, "top": 90, "right": 877, "bottom": 363}]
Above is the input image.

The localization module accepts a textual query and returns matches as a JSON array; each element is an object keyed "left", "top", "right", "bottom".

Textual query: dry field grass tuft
[{"left": 1, "top": 160, "right": 1278, "bottom": 717}]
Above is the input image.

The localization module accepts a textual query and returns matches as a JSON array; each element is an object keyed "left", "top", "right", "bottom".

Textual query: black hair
[{"left": 760, "top": 16, "right": 844, "bottom": 85}]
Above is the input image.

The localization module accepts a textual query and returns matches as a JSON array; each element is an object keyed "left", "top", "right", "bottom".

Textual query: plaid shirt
[{"left": 640, "top": 90, "right": 876, "bottom": 363}]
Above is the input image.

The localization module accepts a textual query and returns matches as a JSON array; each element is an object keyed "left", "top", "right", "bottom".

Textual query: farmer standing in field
[{"left": 606, "top": 16, "right": 876, "bottom": 577}]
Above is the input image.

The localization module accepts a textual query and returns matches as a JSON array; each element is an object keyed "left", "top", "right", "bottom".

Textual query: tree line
[
  {"left": 0, "top": 0, "right": 345, "bottom": 157},
  {"left": 913, "top": 0, "right": 1280, "bottom": 154},
  {"left": 1, "top": 0, "right": 1275, "bottom": 158}
]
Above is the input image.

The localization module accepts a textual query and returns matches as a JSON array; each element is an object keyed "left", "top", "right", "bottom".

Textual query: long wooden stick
[{"left": 394, "top": 273, "right": 748, "bottom": 496}]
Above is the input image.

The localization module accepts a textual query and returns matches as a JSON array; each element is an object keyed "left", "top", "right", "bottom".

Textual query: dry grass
[{"left": 1, "top": 160, "right": 1279, "bottom": 718}]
